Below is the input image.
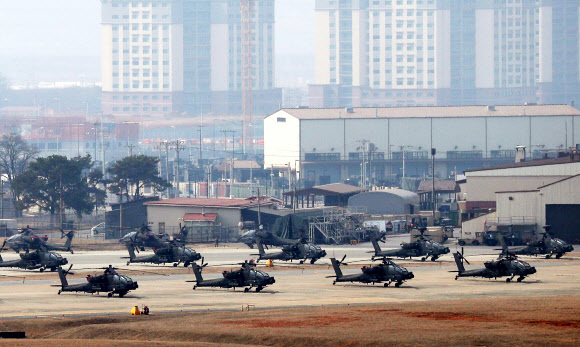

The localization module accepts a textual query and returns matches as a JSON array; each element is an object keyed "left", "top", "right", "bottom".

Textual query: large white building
[
  {"left": 310, "top": 0, "right": 580, "bottom": 108},
  {"left": 101, "top": 0, "right": 281, "bottom": 118},
  {"left": 264, "top": 104, "right": 580, "bottom": 185}
]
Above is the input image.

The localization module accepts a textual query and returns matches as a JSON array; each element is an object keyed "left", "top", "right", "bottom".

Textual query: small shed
[{"left": 348, "top": 189, "right": 420, "bottom": 215}]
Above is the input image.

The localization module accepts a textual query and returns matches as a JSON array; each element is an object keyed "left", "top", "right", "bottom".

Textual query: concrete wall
[{"left": 496, "top": 191, "right": 539, "bottom": 221}]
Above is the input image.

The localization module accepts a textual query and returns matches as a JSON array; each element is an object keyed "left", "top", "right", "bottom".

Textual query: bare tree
[{"left": 0, "top": 134, "right": 39, "bottom": 215}]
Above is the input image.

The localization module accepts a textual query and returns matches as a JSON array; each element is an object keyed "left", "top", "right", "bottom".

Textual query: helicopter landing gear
[
  {"left": 545, "top": 254, "right": 552, "bottom": 259},
  {"left": 193, "top": 285, "right": 197, "bottom": 290},
  {"left": 310, "top": 258, "right": 317, "bottom": 264},
  {"left": 127, "top": 261, "right": 130, "bottom": 266},
  {"left": 333, "top": 281, "right": 336, "bottom": 285},
  {"left": 431, "top": 256, "right": 438, "bottom": 262},
  {"left": 420, "top": 257, "right": 426, "bottom": 262},
  {"left": 516, "top": 276, "right": 524, "bottom": 282},
  {"left": 107, "top": 292, "right": 113, "bottom": 298},
  {"left": 506, "top": 275, "right": 516, "bottom": 283},
  {"left": 184, "top": 262, "right": 190, "bottom": 267},
  {"left": 39, "top": 268, "right": 44, "bottom": 272},
  {"left": 383, "top": 283, "right": 389, "bottom": 287},
  {"left": 244, "top": 287, "right": 250, "bottom": 293},
  {"left": 256, "top": 286, "right": 263, "bottom": 292},
  {"left": 173, "top": 263, "right": 178, "bottom": 267},
  {"left": 556, "top": 253, "right": 563, "bottom": 259},
  {"left": 119, "top": 292, "right": 126, "bottom": 298},
  {"left": 50, "top": 267, "right": 56, "bottom": 272},
  {"left": 394, "top": 281, "right": 402, "bottom": 288},
  {"left": 455, "top": 276, "right": 458, "bottom": 280},
  {"left": 58, "top": 290, "right": 61, "bottom": 295},
  {"left": 299, "top": 260, "right": 304, "bottom": 265}
]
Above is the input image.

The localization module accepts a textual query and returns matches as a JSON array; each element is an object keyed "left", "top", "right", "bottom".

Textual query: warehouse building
[
  {"left": 460, "top": 151, "right": 580, "bottom": 243},
  {"left": 264, "top": 105, "right": 580, "bottom": 185},
  {"left": 145, "top": 197, "right": 275, "bottom": 242}
]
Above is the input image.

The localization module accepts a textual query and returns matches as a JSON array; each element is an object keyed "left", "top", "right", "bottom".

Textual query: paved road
[{"left": 0, "top": 238, "right": 577, "bottom": 318}]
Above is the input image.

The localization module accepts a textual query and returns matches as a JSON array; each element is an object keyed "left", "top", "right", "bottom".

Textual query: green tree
[
  {"left": 107, "top": 155, "right": 170, "bottom": 200},
  {"left": 12, "top": 155, "right": 105, "bottom": 219}
]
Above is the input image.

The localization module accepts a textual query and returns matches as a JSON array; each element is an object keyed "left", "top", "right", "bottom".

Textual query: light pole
[{"left": 431, "top": 148, "right": 436, "bottom": 217}]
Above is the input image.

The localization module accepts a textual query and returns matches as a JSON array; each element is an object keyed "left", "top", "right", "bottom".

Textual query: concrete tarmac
[{"left": 0, "top": 240, "right": 578, "bottom": 318}]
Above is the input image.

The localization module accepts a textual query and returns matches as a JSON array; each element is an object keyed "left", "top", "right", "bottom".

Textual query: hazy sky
[{"left": 0, "top": 0, "right": 315, "bottom": 85}]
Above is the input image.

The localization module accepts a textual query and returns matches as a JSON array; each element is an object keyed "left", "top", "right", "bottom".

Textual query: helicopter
[
  {"left": 188, "top": 259, "right": 276, "bottom": 292},
  {"left": 120, "top": 224, "right": 190, "bottom": 251},
  {"left": 500, "top": 225, "right": 574, "bottom": 259},
  {"left": 368, "top": 228, "right": 450, "bottom": 261},
  {"left": 0, "top": 248, "right": 68, "bottom": 272},
  {"left": 238, "top": 228, "right": 297, "bottom": 249},
  {"left": 452, "top": 249, "right": 537, "bottom": 282},
  {"left": 125, "top": 242, "right": 202, "bottom": 267},
  {"left": 254, "top": 237, "right": 327, "bottom": 264},
  {"left": 119, "top": 224, "right": 171, "bottom": 251},
  {"left": 1, "top": 227, "right": 75, "bottom": 254},
  {"left": 328, "top": 256, "right": 414, "bottom": 287},
  {"left": 54, "top": 265, "right": 139, "bottom": 297}
]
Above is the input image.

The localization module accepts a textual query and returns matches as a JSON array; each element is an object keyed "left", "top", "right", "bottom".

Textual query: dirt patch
[
  {"left": 218, "top": 315, "right": 359, "bottom": 328},
  {"left": 525, "top": 320, "right": 580, "bottom": 328},
  {"left": 402, "top": 311, "right": 496, "bottom": 322}
]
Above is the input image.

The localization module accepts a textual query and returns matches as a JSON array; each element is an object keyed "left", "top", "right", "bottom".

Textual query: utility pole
[
  {"left": 125, "top": 143, "right": 137, "bottom": 156},
  {"left": 173, "top": 140, "right": 186, "bottom": 198},
  {"left": 431, "top": 148, "right": 436, "bottom": 218},
  {"left": 222, "top": 130, "right": 235, "bottom": 197}
]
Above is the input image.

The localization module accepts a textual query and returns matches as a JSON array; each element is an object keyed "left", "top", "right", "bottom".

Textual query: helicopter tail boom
[
  {"left": 57, "top": 267, "right": 68, "bottom": 287},
  {"left": 330, "top": 258, "right": 343, "bottom": 279},
  {"left": 452, "top": 252, "right": 466, "bottom": 273}
]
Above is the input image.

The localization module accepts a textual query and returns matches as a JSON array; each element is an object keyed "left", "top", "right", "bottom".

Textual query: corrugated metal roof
[
  {"left": 145, "top": 198, "right": 271, "bottom": 208},
  {"left": 417, "top": 180, "right": 459, "bottom": 193},
  {"left": 276, "top": 104, "right": 580, "bottom": 120},
  {"left": 183, "top": 213, "right": 217, "bottom": 221},
  {"left": 465, "top": 156, "right": 576, "bottom": 173},
  {"left": 217, "top": 160, "right": 261, "bottom": 171}
]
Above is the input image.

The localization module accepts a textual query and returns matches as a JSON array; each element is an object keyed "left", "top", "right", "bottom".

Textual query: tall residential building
[
  {"left": 101, "top": 0, "right": 281, "bottom": 118},
  {"left": 310, "top": 0, "right": 580, "bottom": 108}
]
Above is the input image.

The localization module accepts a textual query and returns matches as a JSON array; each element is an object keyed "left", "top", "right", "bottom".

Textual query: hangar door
[{"left": 545, "top": 204, "right": 580, "bottom": 243}]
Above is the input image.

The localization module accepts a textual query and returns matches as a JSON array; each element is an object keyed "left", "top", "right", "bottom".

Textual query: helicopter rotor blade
[{"left": 339, "top": 254, "right": 347, "bottom": 265}]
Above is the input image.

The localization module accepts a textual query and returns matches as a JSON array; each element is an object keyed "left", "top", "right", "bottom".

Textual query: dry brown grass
[{"left": 0, "top": 295, "right": 577, "bottom": 346}]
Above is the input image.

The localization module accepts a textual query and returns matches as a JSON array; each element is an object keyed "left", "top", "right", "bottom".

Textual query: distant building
[
  {"left": 310, "top": 1, "right": 580, "bottom": 108},
  {"left": 264, "top": 105, "right": 580, "bottom": 185},
  {"left": 101, "top": 0, "right": 281, "bottom": 118}
]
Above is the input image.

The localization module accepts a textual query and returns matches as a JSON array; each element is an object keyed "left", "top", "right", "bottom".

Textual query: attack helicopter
[
  {"left": 500, "top": 225, "right": 574, "bottom": 259},
  {"left": 1, "top": 227, "right": 75, "bottom": 254},
  {"left": 369, "top": 228, "right": 450, "bottom": 261},
  {"left": 125, "top": 242, "right": 201, "bottom": 267},
  {"left": 328, "top": 256, "right": 414, "bottom": 287},
  {"left": 452, "top": 249, "right": 537, "bottom": 282},
  {"left": 0, "top": 248, "right": 68, "bottom": 272},
  {"left": 54, "top": 265, "right": 139, "bottom": 297},
  {"left": 120, "top": 224, "right": 190, "bottom": 252},
  {"left": 254, "top": 237, "right": 327, "bottom": 264},
  {"left": 188, "top": 259, "right": 276, "bottom": 292},
  {"left": 119, "top": 224, "right": 171, "bottom": 251},
  {"left": 238, "top": 228, "right": 297, "bottom": 249}
]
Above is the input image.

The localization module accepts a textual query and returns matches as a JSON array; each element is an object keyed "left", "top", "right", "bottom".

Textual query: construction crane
[{"left": 240, "top": 0, "right": 255, "bottom": 155}]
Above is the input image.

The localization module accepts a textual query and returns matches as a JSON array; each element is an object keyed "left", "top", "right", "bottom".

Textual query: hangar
[
  {"left": 348, "top": 189, "right": 420, "bottom": 215},
  {"left": 264, "top": 105, "right": 580, "bottom": 185}
]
